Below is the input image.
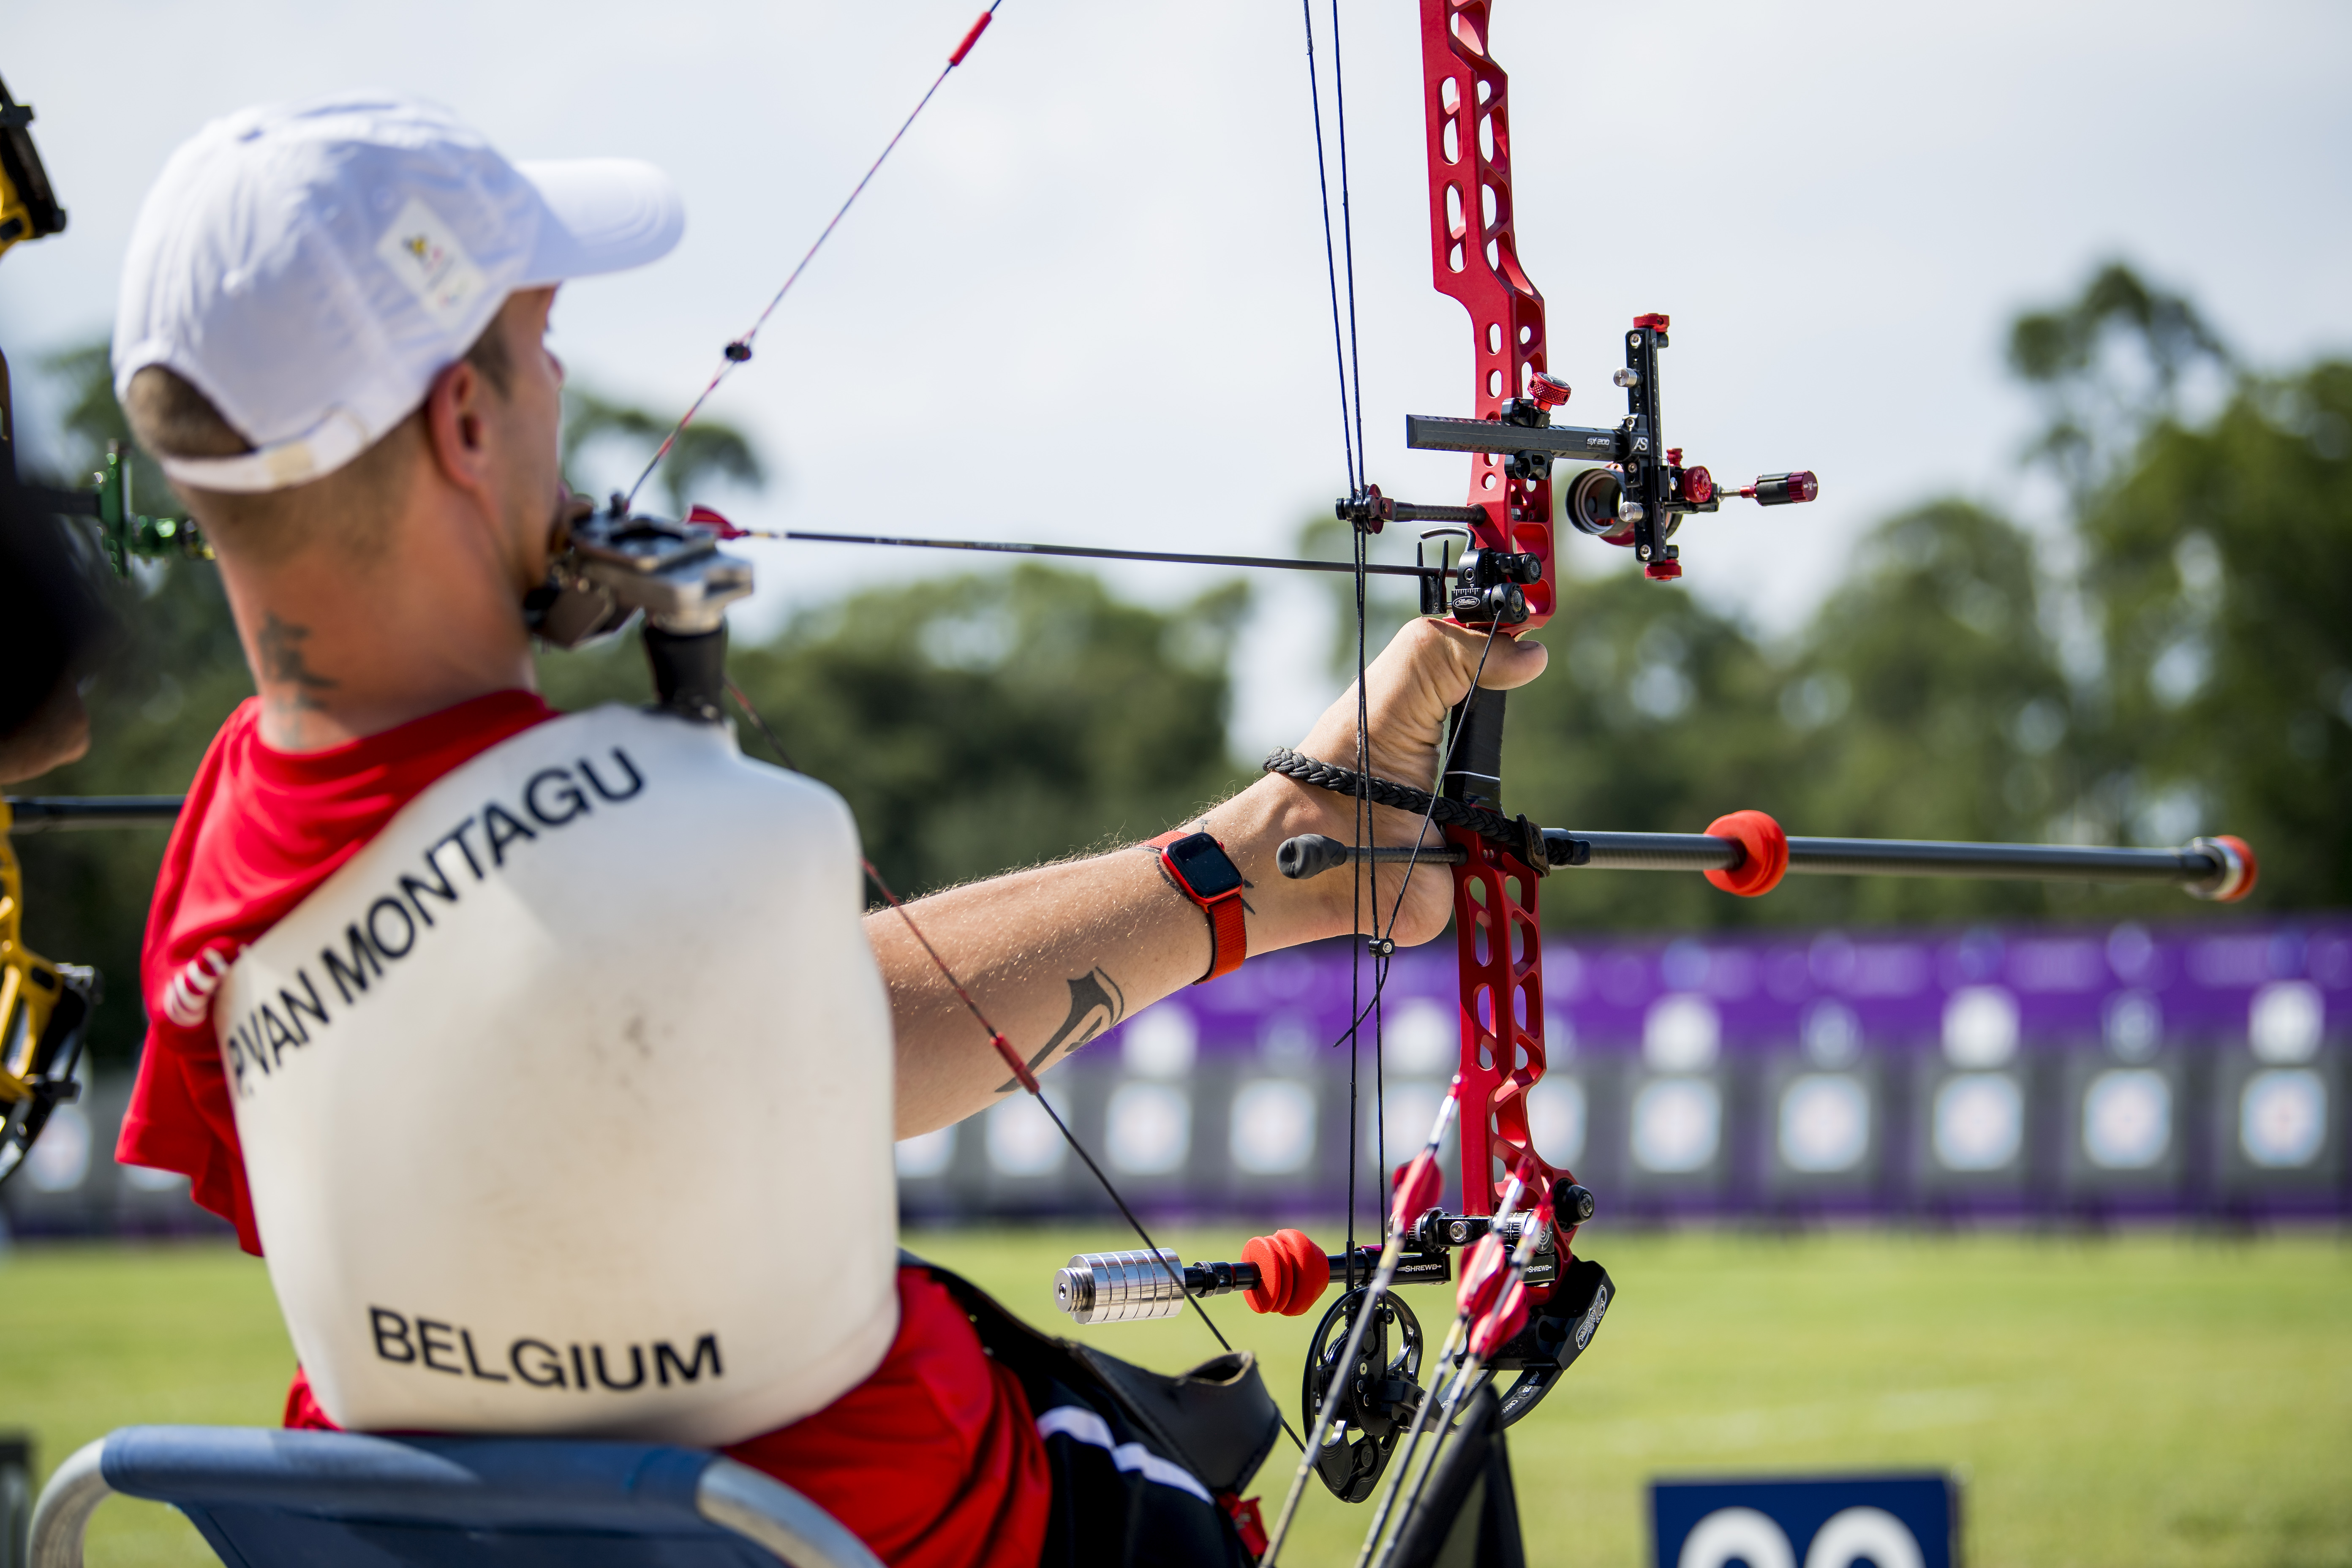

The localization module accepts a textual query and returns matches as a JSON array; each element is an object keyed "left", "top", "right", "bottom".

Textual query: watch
[{"left": 1144, "top": 829, "right": 1247, "bottom": 984}]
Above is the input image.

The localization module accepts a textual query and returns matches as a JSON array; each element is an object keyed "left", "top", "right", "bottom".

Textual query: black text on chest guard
[
  {"left": 222, "top": 747, "right": 646, "bottom": 1099},
  {"left": 368, "top": 1304, "right": 721, "bottom": 1393}
]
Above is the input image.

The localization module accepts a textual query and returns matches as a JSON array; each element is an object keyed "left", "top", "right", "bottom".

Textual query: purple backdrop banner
[{"left": 896, "top": 915, "right": 2351, "bottom": 1225}]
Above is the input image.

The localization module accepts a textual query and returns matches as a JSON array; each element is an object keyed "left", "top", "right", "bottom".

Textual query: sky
[{"left": 5, "top": 0, "right": 2349, "bottom": 752}]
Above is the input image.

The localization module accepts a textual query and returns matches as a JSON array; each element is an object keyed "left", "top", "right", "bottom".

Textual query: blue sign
[{"left": 1652, "top": 1474, "right": 1956, "bottom": 1568}]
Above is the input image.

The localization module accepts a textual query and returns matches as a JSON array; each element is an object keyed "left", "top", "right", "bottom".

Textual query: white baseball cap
[{"left": 112, "top": 93, "right": 683, "bottom": 494}]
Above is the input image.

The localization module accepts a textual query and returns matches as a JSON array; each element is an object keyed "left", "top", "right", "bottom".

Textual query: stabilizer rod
[{"left": 1278, "top": 828, "right": 2256, "bottom": 900}]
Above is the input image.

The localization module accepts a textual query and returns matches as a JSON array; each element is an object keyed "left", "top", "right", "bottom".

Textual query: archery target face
[
  {"left": 1374, "top": 1080, "right": 1457, "bottom": 1173},
  {"left": 1632, "top": 1076, "right": 1721, "bottom": 1173},
  {"left": 2241, "top": 1069, "right": 2327, "bottom": 1168},
  {"left": 1933, "top": 1073, "right": 2023, "bottom": 1171},
  {"left": 987, "top": 1093, "right": 1066, "bottom": 1176},
  {"left": 1230, "top": 1080, "right": 1315, "bottom": 1175},
  {"left": 1525, "top": 1073, "right": 1587, "bottom": 1167},
  {"left": 2082, "top": 1069, "right": 2172, "bottom": 1170},
  {"left": 1106, "top": 1082, "right": 1191, "bottom": 1174},
  {"left": 1780, "top": 1073, "right": 1872, "bottom": 1173}
]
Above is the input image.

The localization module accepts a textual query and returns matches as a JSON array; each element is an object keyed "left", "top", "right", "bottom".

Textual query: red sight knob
[
  {"left": 1529, "top": 371, "right": 1572, "bottom": 409},
  {"left": 1681, "top": 466, "right": 1715, "bottom": 505}
]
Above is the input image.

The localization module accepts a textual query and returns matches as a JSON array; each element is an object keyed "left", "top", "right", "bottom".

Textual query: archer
[{"left": 106, "top": 94, "right": 1542, "bottom": 1566}]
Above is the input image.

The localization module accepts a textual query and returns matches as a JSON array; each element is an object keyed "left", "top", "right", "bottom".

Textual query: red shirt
[{"left": 119, "top": 694, "right": 1048, "bottom": 1568}]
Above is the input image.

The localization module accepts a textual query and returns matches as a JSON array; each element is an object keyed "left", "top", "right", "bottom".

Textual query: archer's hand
[{"left": 1199, "top": 617, "right": 1547, "bottom": 954}]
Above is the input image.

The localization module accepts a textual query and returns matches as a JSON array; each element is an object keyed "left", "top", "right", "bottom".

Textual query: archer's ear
[{"left": 422, "top": 356, "right": 496, "bottom": 499}]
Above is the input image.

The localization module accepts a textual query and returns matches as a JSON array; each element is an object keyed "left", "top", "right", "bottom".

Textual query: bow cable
[
  {"left": 623, "top": 2, "right": 1009, "bottom": 510},
  {"left": 1301, "top": 0, "right": 1386, "bottom": 1296}
]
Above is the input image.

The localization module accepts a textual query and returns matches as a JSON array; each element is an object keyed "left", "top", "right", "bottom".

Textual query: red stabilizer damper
[
  {"left": 1704, "top": 810, "right": 1790, "bottom": 897},
  {"left": 2213, "top": 835, "right": 2259, "bottom": 902},
  {"left": 1242, "top": 1228, "right": 1330, "bottom": 1317}
]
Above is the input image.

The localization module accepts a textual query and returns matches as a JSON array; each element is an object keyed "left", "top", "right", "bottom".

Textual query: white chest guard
[{"left": 215, "top": 704, "right": 899, "bottom": 1445}]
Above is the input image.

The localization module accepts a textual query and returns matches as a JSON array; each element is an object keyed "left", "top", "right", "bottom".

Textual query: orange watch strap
[
  {"left": 1202, "top": 890, "right": 1247, "bottom": 983},
  {"left": 1145, "top": 829, "right": 1247, "bottom": 984}
]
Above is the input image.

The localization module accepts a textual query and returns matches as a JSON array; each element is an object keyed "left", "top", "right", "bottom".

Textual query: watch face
[{"left": 1166, "top": 833, "right": 1244, "bottom": 900}]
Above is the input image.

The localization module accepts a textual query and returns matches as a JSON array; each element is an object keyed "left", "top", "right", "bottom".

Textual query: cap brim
[{"left": 516, "top": 158, "right": 684, "bottom": 285}]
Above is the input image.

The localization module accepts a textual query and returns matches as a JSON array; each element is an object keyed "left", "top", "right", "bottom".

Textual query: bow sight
[{"left": 1388, "top": 313, "right": 1819, "bottom": 589}]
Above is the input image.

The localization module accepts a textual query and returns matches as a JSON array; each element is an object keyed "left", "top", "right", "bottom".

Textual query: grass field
[{"left": 3, "top": 1227, "right": 2347, "bottom": 1567}]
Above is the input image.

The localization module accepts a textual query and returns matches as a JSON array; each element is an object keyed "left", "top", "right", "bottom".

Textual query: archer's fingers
[
  {"left": 1460, "top": 625, "right": 1547, "bottom": 693},
  {"left": 1390, "top": 617, "right": 1548, "bottom": 703}
]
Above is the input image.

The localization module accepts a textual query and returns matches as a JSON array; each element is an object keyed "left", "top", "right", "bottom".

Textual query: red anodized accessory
[
  {"left": 2191, "top": 833, "right": 2259, "bottom": 902},
  {"left": 1241, "top": 1228, "right": 1330, "bottom": 1318},
  {"left": 1703, "top": 809, "right": 1791, "bottom": 897}
]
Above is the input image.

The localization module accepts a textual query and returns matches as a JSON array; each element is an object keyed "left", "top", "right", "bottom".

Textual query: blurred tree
[
  {"left": 2078, "top": 359, "right": 2352, "bottom": 906},
  {"left": 561, "top": 387, "right": 764, "bottom": 515},
  {"left": 2007, "top": 260, "right": 2231, "bottom": 510},
  {"left": 1494, "top": 567, "right": 1783, "bottom": 932},
  {"left": 1746, "top": 500, "right": 2096, "bottom": 926}
]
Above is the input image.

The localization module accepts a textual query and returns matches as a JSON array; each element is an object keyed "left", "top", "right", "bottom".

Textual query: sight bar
[{"left": 1404, "top": 414, "right": 1624, "bottom": 462}]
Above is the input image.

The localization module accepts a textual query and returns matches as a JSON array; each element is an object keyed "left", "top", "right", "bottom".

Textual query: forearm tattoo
[{"left": 996, "top": 966, "right": 1127, "bottom": 1093}]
